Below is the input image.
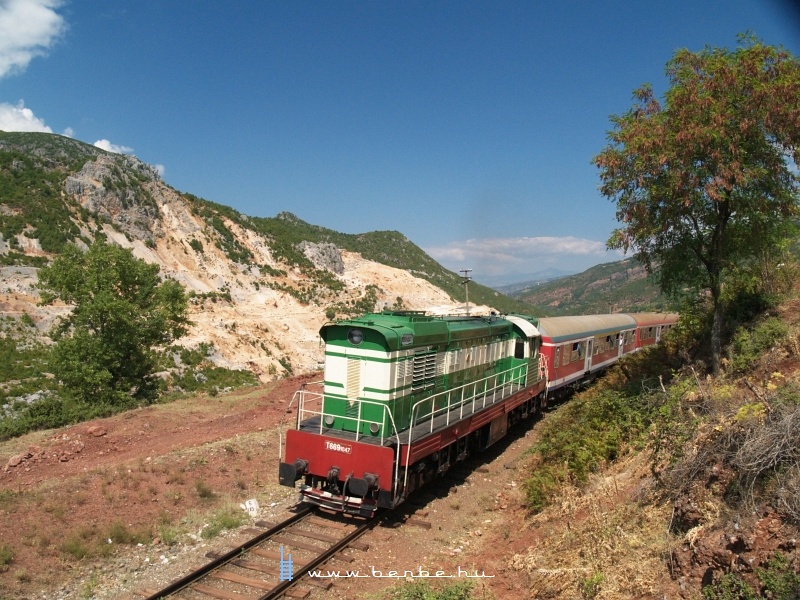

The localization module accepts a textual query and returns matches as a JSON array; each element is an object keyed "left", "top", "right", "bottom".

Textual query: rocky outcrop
[
  {"left": 298, "top": 241, "right": 345, "bottom": 274},
  {"left": 671, "top": 505, "right": 800, "bottom": 597},
  {"left": 65, "top": 154, "right": 161, "bottom": 243}
]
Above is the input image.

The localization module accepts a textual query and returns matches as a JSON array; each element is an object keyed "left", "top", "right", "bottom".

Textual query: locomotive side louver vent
[
  {"left": 346, "top": 358, "right": 362, "bottom": 403},
  {"left": 412, "top": 349, "right": 437, "bottom": 391}
]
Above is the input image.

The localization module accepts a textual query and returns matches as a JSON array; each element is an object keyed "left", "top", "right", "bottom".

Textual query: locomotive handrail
[
  {"left": 401, "top": 362, "right": 531, "bottom": 496},
  {"left": 408, "top": 363, "right": 528, "bottom": 433}
]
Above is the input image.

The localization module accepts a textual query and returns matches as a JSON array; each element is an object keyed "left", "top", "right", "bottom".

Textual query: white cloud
[
  {"left": 425, "top": 236, "right": 623, "bottom": 284},
  {"left": 94, "top": 139, "right": 134, "bottom": 154},
  {"left": 0, "top": 100, "right": 52, "bottom": 132},
  {"left": 0, "top": 0, "right": 66, "bottom": 79},
  {"left": 153, "top": 164, "right": 165, "bottom": 177},
  {"left": 62, "top": 126, "right": 73, "bottom": 137}
]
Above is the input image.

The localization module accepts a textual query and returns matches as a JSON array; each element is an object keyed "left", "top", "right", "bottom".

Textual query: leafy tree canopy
[
  {"left": 38, "top": 240, "right": 189, "bottom": 405},
  {"left": 594, "top": 35, "right": 800, "bottom": 373}
]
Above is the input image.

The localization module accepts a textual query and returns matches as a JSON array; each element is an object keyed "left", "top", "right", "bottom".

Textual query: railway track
[
  {"left": 139, "top": 416, "right": 535, "bottom": 600},
  {"left": 142, "top": 506, "right": 379, "bottom": 600}
]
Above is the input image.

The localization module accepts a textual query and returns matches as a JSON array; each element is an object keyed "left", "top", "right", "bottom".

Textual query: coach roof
[{"left": 537, "top": 314, "right": 637, "bottom": 343}]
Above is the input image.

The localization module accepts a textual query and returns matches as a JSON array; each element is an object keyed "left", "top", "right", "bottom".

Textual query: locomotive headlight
[
  {"left": 370, "top": 423, "right": 380, "bottom": 434},
  {"left": 348, "top": 328, "right": 363, "bottom": 345},
  {"left": 324, "top": 415, "right": 335, "bottom": 426}
]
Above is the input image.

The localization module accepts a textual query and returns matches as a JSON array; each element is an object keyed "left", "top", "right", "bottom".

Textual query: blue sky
[{"left": 2, "top": 1, "right": 800, "bottom": 286}]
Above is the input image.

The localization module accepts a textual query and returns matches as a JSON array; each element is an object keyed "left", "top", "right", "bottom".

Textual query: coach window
[
  {"left": 562, "top": 344, "right": 570, "bottom": 366},
  {"left": 554, "top": 346, "right": 560, "bottom": 367}
]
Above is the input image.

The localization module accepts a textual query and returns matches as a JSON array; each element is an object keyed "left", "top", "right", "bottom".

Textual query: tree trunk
[{"left": 710, "top": 290, "right": 723, "bottom": 375}]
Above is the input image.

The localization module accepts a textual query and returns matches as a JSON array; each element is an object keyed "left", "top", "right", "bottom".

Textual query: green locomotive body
[{"left": 318, "top": 311, "right": 541, "bottom": 438}]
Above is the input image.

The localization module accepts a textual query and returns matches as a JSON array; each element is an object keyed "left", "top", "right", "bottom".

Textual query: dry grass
[{"left": 511, "top": 453, "right": 675, "bottom": 599}]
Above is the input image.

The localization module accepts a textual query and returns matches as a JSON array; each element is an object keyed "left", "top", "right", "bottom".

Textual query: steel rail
[
  {"left": 143, "top": 506, "right": 313, "bottom": 600},
  {"left": 258, "top": 511, "right": 381, "bottom": 600}
]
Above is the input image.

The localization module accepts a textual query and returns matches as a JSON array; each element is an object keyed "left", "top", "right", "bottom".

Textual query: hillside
[
  {"left": 0, "top": 131, "right": 532, "bottom": 384},
  {"left": 509, "top": 257, "right": 675, "bottom": 316}
]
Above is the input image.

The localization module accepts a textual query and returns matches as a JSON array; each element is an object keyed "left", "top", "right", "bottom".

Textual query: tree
[
  {"left": 39, "top": 240, "right": 189, "bottom": 405},
  {"left": 593, "top": 36, "right": 800, "bottom": 373}
]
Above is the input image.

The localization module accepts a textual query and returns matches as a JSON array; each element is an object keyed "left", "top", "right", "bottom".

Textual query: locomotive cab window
[{"left": 515, "top": 340, "right": 525, "bottom": 359}]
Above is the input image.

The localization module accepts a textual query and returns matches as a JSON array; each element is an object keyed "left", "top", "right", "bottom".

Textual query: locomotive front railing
[
  {"left": 290, "top": 380, "right": 405, "bottom": 500},
  {"left": 292, "top": 381, "right": 402, "bottom": 446}
]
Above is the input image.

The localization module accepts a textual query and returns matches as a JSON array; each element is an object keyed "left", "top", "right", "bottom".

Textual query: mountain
[
  {"left": 508, "top": 257, "right": 676, "bottom": 316},
  {"left": 0, "top": 131, "right": 535, "bottom": 380},
  {"left": 491, "top": 268, "right": 576, "bottom": 295}
]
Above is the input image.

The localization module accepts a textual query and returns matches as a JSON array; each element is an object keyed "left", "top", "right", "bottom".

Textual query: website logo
[{"left": 279, "top": 545, "right": 293, "bottom": 581}]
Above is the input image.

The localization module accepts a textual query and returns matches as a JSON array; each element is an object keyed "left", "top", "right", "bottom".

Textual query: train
[{"left": 278, "top": 310, "right": 677, "bottom": 516}]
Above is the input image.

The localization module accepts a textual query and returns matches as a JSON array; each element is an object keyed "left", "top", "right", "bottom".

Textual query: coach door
[{"left": 584, "top": 339, "right": 593, "bottom": 372}]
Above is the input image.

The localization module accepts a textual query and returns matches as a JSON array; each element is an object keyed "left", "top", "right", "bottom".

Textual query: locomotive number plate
[{"left": 325, "top": 440, "right": 353, "bottom": 454}]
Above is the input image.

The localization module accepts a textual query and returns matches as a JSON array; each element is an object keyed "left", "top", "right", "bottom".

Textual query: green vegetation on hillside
[
  {"left": 179, "top": 195, "right": 537, "bottom": 314},
  {"left": 246, "top": 212, "right": 536, "bottom": 314},
  {"left": 0, "top": 131, "right": 163, "bottom": 258},
  {"left": 511, "top": 258, "right": 676, "bottom": 316},
  {"left": 0, "top": 133, "right": 95, "bottom": 254}
]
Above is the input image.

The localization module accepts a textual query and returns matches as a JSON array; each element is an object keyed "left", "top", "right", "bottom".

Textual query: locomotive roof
[
  {"left": 504, "top": 314, "right": 541, "bottom": 338},
  {"left": 537, "top": 314, "right": 637, "bottom": 343},
  {"left": 320, "top": 311, "right": 515, "bottom": 350}
]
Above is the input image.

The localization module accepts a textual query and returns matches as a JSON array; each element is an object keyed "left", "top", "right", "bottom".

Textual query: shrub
[
  {"left": 757, "top": 552, "right": 800, "bottom": 599},
  {"left": 60, "top": 536, "right": 91, "bottom": 560},
  {"left": 702, "top": 572, "right": 757, "bottom": 600},
  {"left": 581, "top": 572, "right": 604, "bottom": 599},
  {"left": 378, "top": 580, "right": 473, "bottom": 600},
  {"left": 195, "top": 480, "right": 216, "bottom": 500},
  {"left": 0, "top": 544, "right": 13, "bottom": 568},
  {"left": 524, "top": 387, "right": 659, "bottom": 512},
  {"left": 107, "top": 521, "right": 150, "bottom": 545},
  {"left": 729, "top": 317, "right": 789, "bottom": 373}
]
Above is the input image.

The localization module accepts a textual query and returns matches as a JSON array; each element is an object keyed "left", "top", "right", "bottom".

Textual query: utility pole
[{"left": 459, "top": 268, "right": 472, "bottom": 316}]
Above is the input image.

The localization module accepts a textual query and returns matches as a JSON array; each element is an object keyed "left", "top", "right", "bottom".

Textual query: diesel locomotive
[{"left": 279, "top": 310, "right": 677, "bottom": 516}]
